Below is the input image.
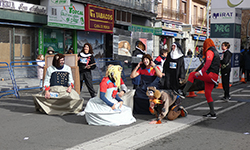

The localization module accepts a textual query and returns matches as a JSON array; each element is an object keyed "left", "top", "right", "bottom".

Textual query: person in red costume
[{"left": 178, "top": 39, "right": 220, "bottom": 119}]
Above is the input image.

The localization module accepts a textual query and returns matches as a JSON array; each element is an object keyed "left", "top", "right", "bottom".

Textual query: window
[
  {"left": 200, "top": 8, "right": 204, "bottom": 18},
  {"left": 115, "top": 10, "right": 132, "bottom": 23}
]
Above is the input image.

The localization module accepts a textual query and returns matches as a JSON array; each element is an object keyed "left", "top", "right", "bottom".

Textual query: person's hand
[
  {"left": 150, "top": 61, "right": 156, "bottom": 68},
  {"left": 195, "top": 72, "right": 201, "bottom": 77},
  {"left": 66, "top": 86, "right": 72, "bottom": 93},
  {"left": 118, "top": 91, "right": 125, "bottom": 97},
  {"left": 137, "top": 62, "right": 143, "bottom": 68},
  {"left": 111, "top": 104, "right": 116, "bottom": 110},
  {"left": 85, "top": 65, "right": 91, "bottom": 69},
  {"left": 162, "top": 73, "right": 165, "bottom": 76},
  {"left": 118, "top": 101, "right": 123, "bottom": 108},
  {"left": 77, "top": 57, "right": 80, "bottom": 61},
  {"left": 45, "top": 91, "right": 51, "bottom": 99},
  {"left": 124, "top": 60, "right": 128, "bottom": 63}
]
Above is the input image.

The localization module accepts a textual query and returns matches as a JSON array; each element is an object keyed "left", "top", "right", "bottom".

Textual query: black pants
[
  {"left": 221, "top": 70, "right": 230, "bottom": 98},
  {"left": 80, "top": 71, "right": 95, "bottom": 97}
]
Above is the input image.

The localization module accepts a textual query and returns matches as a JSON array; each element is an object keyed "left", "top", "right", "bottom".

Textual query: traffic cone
[
  {"left": 197, "top": 90, "right": 205, "bottom": 94},
  {"left": 216, "top": 74, "right": 223, "bottom": 89},
  {"left": 240, "top": 73, "right": 246, "bottom": 83},
  {"left": 186, "top": 91, "right": 197, "bottom": 97}
]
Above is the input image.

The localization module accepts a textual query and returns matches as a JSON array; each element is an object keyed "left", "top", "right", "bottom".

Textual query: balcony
[
  {"left": 192, "top": 16, "right": 207, "bottom": 27},
  {"left": 157, "top": 6, "right": 188, "bottom": 24}
]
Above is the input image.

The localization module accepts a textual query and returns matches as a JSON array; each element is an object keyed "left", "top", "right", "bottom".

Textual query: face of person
[
  {"left": 59, "top": 58, "right": 65, "bottom": 66},
  {"left": 124, "top": 42, "right": 128, "bottom": 49},
  {"left": 40, "top": 55, "right": 44, "bottom": 60},
  {"left": 138, "top": 43, "right": 144, "bottom": 50},
  {"left": 162, "top": 52, "right": 168, "bottom": 57},
  {"left": 143, "top": 58, "right": 150, "bottom": 66},
  {"left": 48, "top": 51, "right": 53, "bottom": 54},
  {"left": 84, "top": 45, "right": 90, "bottom": 54},
  {"left": 172, "top": 45, "right": 176, "bottom": 50},
  {"left": 221, "top": 44, "right": 227, "bottom": 50}
]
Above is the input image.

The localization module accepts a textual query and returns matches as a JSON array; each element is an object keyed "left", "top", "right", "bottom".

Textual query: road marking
[
  {"left": 219, "top": 88, "right": 243, "bottom": 97},
  {"left": 66, "top": 101, "right": 246, "bottom": 150},
  {"left": 241, "top": 90, "right": 250, "bottom": 92},
  {"left": 193, "top": 107, "right": 222, "bottom": 110},
  {"left": 231, "top": 94, "right": 250, "bottom": 97}
]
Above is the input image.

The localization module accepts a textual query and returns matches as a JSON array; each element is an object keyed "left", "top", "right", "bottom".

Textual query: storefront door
[{"left": 14, "top": 34, "right": 32, "bottom": 61}]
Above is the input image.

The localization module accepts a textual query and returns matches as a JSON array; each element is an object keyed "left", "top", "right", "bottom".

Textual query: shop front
[
  {"left": 39, "top": 1, "right": 85, "bottom": 55},
  {"left": 0, "top": 0, "right": 47, "bottom": 64}
]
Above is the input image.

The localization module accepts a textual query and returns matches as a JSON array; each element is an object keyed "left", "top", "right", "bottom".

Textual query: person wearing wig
[
  {"left": 162, "top": 42, "right": 185, "bottom": 95},
  {"left": 33, "top": 54, "right": 84, "bottom": 115},
  {"left": 179, "top": 39, "right": 220, "bottom": 119},
  {"left": 78, "top": 43, "right": 96, "bottom": 98},
  {"left": 84, "top": 65, "right": 136, "bottom": 126},
  {"left": 130, "top": 54, "right": 162, "bottom": 114}
]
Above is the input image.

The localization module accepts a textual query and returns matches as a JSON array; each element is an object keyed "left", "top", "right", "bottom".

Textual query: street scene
[{"left": 1, "top": 0, "right": 250, "bottom": 150}]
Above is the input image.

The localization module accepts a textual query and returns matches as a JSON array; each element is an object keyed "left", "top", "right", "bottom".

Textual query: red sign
[{"left": 85, "top": 4, "right": 114, "bottom": 33}]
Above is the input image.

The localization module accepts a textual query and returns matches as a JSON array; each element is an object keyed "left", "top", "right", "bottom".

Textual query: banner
[
  {"left": 47, "top": 2, "right": 84, "bottom": 30},
  {"left": 49, "top": 0, "right": 70, "bottom": 7},
  {"left": 212, "top": 0, "right": 249, "bottom": 9}
]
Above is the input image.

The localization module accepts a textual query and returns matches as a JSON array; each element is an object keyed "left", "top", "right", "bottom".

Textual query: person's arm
[
  {"left": 179, "top": 57, "right": 185, "bottom": 79},
  {"left": 44, "top": 67, "right": 52, "bottom": 99},
  {"left": 130, "top": 62, "right": 142, "bottom": 78},
  {"left": 67, "top": 66, "right": 74, "bottom": 93},
  {"left": 151, "top": 61, "right": 162, "bottom": 78},
  {"left": 88, "top": 55, "right": 96, "bottom": 70},
  {"left": 99, "top": 80, "right": 115, "bottom": 109},
  {"left": 198, "top": 50, "right": 214, "bottom": 76}
]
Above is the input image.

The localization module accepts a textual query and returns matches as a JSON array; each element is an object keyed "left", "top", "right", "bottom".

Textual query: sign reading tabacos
[{"left": 85, "top": 4, "right": 114, "bottom": 33}]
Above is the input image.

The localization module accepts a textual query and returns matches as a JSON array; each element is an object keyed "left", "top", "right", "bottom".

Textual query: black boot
[{"left": 177, "top": 81, "right": 193, "bottom": 99}]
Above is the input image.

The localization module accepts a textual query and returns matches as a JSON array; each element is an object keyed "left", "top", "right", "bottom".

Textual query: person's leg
[
  {"left": 80, "top": 72, "right": 84, "bottom": 92},
  {"left": 84, "top": 72, "right": 96, "bottom": 97},
  {"left": 221, "top": 72, "right": 227, "bottom": 99},
  {"left": 203, "top": 81, "right": 217, "bottom": 119},
  {"left": 224, "top": 71, "right": 230, "bottom": 98}
]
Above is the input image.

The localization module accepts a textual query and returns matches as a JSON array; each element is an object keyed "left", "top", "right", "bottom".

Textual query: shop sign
[
  {"left": 162, "top": 30, "right": 177, "bottom": 37},
  {"left": 210, "top": 23, "right": 241, "bottom": 38},
  {"left": 193, "top": 35, "right": 206, "bottom": 41},
  {"left": 211, "top": 8, "right": 242, "bottom": 24},
  {"left": 0, "top": 0, "right": 46, "bottom": 15},
  {"left": 48, "top": 2, "right": 84, "bottom": 30},
  {"left": 211, "top": 0, "right": 249, "bottom": 9},
  {"left": 128, "top": 24, "right": 162, "bottom": 35},
  {"left": 49, "top": 0, "right": 70, "bottom": 7},
  {"left": 85, "top": 4, "right": 114, "bottom": 34}
]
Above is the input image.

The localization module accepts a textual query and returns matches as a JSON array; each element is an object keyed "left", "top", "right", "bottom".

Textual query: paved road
[{"left": 0, "top": 80, "right": 249, "bottom": 150}]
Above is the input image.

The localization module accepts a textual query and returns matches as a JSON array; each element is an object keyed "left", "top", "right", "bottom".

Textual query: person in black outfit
[
  {"left": 78, "top": 43, "right": 96, "bottom": 98},
  {"left": 220, "top": 42, "right": 232, "bottom": 102},
  {"left": 162, "top": 42, "right": 185, "bottom": 95},
  {"left": 131, "top": 40, "right": 146, "bottom": 89}
]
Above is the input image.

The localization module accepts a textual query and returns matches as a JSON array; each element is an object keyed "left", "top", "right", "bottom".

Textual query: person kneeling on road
[{"left": 147, "top": 87, "right": 187, "bottom": 124}]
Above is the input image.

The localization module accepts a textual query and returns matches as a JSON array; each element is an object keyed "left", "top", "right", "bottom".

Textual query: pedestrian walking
[
  {"left": 78, "top": 43, "right": 96, "bottom": 98},
  {"left": 220, "top": 42, "right": 232, "bottom": 102}
]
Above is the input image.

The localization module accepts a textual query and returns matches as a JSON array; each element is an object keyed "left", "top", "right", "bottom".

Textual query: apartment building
[{"left": 155, "top": 0, "right": 209, "bottom": 55}]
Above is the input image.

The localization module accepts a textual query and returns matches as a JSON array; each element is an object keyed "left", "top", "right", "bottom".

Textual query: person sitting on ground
[
  {"left": 84, "top": 65, "right": 136, "bottom": 126},
  {"left": 147, "top": 87, "right": 188, "bottom": 124},
  {"left": 130, "top": 54, "right": 162, "bottom": 115},
  {"left": 33, "top": 53, "right": 84, "bottom": 115}
]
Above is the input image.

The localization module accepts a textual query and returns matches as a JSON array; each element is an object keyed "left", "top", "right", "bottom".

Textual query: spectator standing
[
  {"left": 36, "top": 54, "right": 45, "bottom": 88},
  {"left": 78, "top": 43, "right": 96, "bottom": 98},
  {"left": 220, "top": 42, "right": 232, "bottom": 101}
]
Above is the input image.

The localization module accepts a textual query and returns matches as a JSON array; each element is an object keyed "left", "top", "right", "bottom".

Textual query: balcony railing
[
  {"left": 100, "top": 0, "right": 154, "bottom": 13},
  {"left": 157, "top": 6, "right": 188, "bottom": 24},
  {"left": 192, "top": 15, "right": 207, "bottom": 27}
]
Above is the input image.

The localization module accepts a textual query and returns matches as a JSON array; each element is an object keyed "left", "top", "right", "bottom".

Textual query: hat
[{"left": 47, "top": 47, "right": 55, "bottom": 52}]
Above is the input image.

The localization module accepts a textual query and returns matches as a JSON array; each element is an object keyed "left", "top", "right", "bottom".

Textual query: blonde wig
[{"left": 105, "top": 65, "right": 123, "bottom": 89}]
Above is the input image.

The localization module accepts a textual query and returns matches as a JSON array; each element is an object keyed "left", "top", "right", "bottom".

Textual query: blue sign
[
  {"left": 231, "top": 53, "right": 240, "bottom": 67},
  {"left": 193, "top": 35, "right": 206, "bottom": 41},
  {"left": 162, "top": 30, "right": 177, "bottom": 37}
]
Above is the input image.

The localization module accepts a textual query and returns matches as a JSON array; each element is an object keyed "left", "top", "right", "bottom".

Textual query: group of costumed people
[{"left": 33, "top": 38, "right": 220, "bottom": 126}]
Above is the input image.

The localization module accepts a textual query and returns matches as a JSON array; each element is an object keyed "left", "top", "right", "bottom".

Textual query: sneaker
[
  {"left": 173, "top": 90, "right": 185, "bottom": 99},
  {"left": 77, "top": 111, "right": 85, "bottom": 116},
  {"left": 228, "top": 96, "right": 231, "bottom": 100},
  {"left": 179, "top": 106, "right": 188, "bottom": 117},
  {"left": 203, "top": 113, "right": 216, "bottom": 119}
]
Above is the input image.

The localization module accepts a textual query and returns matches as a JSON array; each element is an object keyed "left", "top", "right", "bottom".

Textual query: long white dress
[{"left": 85, "top": 78, "right": 136, "bottom": 126}]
